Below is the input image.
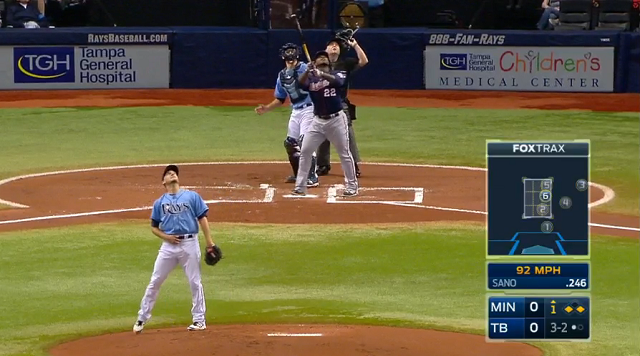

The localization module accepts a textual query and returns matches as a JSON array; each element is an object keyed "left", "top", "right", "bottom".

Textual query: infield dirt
[{"left": 0, "top": 89, "right": 636, "bottom": 356}]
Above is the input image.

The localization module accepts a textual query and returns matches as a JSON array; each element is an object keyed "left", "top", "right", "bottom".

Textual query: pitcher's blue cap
[{"left": 162, "top": 165, "right": 179, "bottom": 180}]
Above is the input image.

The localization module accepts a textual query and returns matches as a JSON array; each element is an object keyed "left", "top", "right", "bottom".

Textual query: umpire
[{"left": 316, "top": 29, "right": 369, "bottom": 178}]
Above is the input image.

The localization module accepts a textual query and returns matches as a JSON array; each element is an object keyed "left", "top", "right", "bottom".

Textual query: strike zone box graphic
[{"left": 486, "top": 141, "right": 590, "bottom": 257}]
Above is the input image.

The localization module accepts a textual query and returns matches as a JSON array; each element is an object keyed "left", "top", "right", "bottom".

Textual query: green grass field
[{"left": 0, "top": 105, "right": 638, "bottom": 356}]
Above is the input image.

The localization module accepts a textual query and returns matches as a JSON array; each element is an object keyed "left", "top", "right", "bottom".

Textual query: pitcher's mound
[{"left": 49, "top": 324, "right": 542, "bottom": 356}]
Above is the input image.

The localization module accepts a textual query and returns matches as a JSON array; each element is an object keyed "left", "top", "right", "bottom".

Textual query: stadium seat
[
  {"left": 554, "top": 0, "right": 593, "bottom": 30},
  {"left": 595, "top": 0, "right": 633, "bottom": 30}
]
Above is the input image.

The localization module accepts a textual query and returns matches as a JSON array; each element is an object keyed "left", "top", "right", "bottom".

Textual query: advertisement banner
[
  {"left": 0, "top": 45, "right": 170, "bottom": 89},
  {"left": 424, "top": 46, "right": 614, "bottom": 92}
]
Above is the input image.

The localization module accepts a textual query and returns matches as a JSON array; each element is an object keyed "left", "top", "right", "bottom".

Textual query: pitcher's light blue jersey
[
  {"left": 275, "top": 62, "right": 313, "bottom": 110},
  {"left": 151, "top": 190, "right": 209, "bottom": 235}
]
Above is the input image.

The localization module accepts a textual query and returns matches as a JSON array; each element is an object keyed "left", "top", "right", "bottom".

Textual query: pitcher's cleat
[{"left": 133, "top": 320, "right": 144, "bottom": 334}]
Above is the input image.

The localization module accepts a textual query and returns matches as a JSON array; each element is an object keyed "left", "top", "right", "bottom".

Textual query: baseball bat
[{"left": 290, "top": 14, "right": 313, "bottom": 63}]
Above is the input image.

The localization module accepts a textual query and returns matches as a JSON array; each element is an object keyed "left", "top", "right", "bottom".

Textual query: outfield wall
[{"left": 0, "top": 27, "right": 638, "bottom": 93}]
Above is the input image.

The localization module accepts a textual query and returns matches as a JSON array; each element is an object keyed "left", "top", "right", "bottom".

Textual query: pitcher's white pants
[{"left": 137, "top": 236, "right": 205, "bottom": 323}]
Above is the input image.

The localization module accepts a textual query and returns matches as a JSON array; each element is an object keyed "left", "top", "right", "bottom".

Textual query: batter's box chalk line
[
  {"left": 185, "top": 184, "right": 275, "bottom": 203},
  {"left": 326, "top": 185, "right": 425, "bottom": 204},
  {"left": 282, "top": 194, "right": 320, "bottom": 199}
]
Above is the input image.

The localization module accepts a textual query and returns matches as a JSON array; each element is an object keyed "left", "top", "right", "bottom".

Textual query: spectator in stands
[
  {"left": 536, "top": 0, "right": 560, "bottom": 30},
  {"left": 6, "top": 0, "right": 49, "bottom": 27},
  {"left": 368, "top": 0, "right": 384, "bottom": 27},
  {"left": 44, "top": 0, "right": 66, "bottom": 27}
]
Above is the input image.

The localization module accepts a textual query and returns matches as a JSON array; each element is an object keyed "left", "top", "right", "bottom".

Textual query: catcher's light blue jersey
[
  {"left": 275, "top": 62, "right": 313, "bottom": 110},
  {"left": 151, "top": 190, "right": 209, "bottom": 235}
]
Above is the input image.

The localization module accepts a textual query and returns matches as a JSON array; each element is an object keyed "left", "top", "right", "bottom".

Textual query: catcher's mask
[{"left": 280, "top": 43, "right": 300, "bottom": 62}]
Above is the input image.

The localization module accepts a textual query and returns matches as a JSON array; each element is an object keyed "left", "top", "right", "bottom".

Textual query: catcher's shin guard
[{"left": 284, "top": 136, "right": 300, "bottom": 176}]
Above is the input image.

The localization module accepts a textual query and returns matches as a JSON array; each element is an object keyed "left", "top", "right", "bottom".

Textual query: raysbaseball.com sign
[
  {"left": 0, "top": 45, "right": 169, "bottom": 89},
  {"left": 424, "top": 46, "right": 614, "bottom": 92}
]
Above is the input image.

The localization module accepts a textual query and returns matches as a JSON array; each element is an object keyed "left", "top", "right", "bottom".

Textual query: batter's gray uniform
[{"left": 316, "top": 57, "right": 362, "bottom": 176}]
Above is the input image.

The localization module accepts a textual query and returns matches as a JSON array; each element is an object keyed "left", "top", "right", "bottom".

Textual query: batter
[
  {"left": 293, "top": 51, "right": 358, "bottom": 197},
  {"left": 133, "top": 164, "right": 216, "bottom": 334}
]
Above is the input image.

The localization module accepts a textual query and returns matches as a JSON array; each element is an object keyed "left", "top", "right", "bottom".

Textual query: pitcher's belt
[{"left": 176, "top": 234, "right": 196, "bottom": 240}]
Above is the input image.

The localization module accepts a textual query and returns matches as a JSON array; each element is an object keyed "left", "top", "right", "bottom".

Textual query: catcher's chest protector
[{"left": 279, "top": 63, "right": 309, "bottom": 105}]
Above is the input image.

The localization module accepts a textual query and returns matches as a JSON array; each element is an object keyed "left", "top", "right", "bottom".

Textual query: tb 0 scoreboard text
[{"left": 485, "top": 141, "right": 591, "bottom": 342}]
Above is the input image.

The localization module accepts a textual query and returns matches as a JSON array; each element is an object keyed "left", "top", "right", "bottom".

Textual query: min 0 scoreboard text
[{"left": 485, "top": 140, "right": 591, "bottom": 342}]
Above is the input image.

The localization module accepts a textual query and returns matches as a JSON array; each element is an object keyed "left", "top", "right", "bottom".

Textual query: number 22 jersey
[{"left": 301, "top": 70, "right": 346, "bottom": 116}]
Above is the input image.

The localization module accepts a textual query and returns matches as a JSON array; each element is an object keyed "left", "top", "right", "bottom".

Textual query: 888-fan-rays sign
[{"left": 0, "top": 45, "right": 169, "bottom": 89}]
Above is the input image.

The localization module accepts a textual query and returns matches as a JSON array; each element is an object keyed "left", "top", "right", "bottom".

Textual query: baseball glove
[
  {"left": 204, "top": 245, "right": 223, "bottom": 266},
  {"left": 335, "top": 29, "right": 355, "bottom": 43}
]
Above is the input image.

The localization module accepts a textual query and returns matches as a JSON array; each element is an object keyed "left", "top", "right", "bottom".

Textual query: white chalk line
[
  {"left": 0, "top": 198, "right": 28, "bottom": 209},
  {"left": 267, "top": 333, "right": 323, "bottom": 337},
  {"left": 0, "top": 161, "right": 614, "bottom": 209},
  {"left": 327, "top": 185, "right": 337, "bottom": 203},
  {"left": 183, "top": 184, "right": 275, "bottom": 203},
  {"left": 3, "top": 201, "right": 636, "bottom": 232},
  {"left": 0, "top": 206, "right": 154, "bottom": 225},
  {"left": 331, "top": 200, "right": 422, "bottom": 204},
  {"left": 181, "top": 185, "right": 243, "bottom": 190},
  {"left": 282, "top": 194, "right": 319, "bottom": 198},
  {"left": 588, "top": 222, "right": 640, "bottom": 232},
  {"left": 380, "top": 202, "right": 487, "bottom": 215},
  {"left": 0, "top": 161, "right": 629, "bottom": 232},
  {"left": 359, "top": 187, "right": 424, "bottom": 191},
  {"left": 261, "top": 184, "right": 275, "bottom": 203},
  {"left": 0, "top": 198, "right": 265, "bottom": 225},
  {"left": 380, "top": 202, "right": 640, "bottom": 232},
  {"left": 588, "top": 182, "right": 615, "bottom": 209},
  {"left": 326, "top": 184, "right": 424, "bottom": 204}
]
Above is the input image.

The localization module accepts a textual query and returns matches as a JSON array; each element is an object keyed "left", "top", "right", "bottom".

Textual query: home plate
[
  {"left": 267, "top": 333, "right": 323, "bottom": 337},
  {"left": 282, "top": 194, "right": 319, "bottom": 198}
]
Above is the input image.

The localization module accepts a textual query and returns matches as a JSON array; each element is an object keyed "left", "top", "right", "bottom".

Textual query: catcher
[{"left": 133, "top": 164, "right": 222, "bottom": 334}]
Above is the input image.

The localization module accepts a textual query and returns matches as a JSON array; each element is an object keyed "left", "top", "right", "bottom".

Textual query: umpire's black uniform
[{"left": 316, "top": 56, "right": 362, "bottom": 177}]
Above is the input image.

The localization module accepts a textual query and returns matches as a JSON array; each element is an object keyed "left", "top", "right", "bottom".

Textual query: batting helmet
[
  {"left": 280, "top": 43, "right": 300, "bottom": 61},
  {"left": 314, "top": 50, "right": 330, "bottom": 60}
]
